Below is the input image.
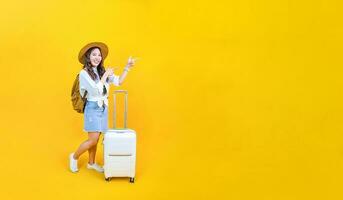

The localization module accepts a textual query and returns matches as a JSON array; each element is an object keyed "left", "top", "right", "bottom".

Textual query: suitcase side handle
[{"left": 113, "top": 90, "right": 128, "bottom": 129}]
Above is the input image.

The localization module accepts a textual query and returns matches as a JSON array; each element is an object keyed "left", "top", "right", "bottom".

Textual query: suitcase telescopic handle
[{"left": 113, "top": 90, "right": 128, "bottom": 129}]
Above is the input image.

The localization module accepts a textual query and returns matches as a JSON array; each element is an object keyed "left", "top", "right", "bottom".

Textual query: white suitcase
[{"left": 103, "top": 90, "right": 136, "bottom": 183}]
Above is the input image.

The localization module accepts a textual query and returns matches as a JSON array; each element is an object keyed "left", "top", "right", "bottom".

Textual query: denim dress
[{"left": 84, "top": 101, "right": 108, "bottom": 133}]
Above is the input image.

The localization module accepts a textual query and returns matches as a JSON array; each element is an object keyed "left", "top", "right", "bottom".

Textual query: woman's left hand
[{"left": 126, "top": 56, "right": 137, "bottom": 69}]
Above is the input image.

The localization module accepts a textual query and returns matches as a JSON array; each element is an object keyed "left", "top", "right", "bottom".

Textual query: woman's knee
[
  {"left": 88, "top": 138, "right": 99, "bottom": 147},
  {"left": 87, "top": 132, "right": 100, "bottom": 146}
]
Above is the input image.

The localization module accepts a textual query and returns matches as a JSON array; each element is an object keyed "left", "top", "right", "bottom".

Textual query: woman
[{"left": 69, "top": 42, "right": 136, "bottom": 173}]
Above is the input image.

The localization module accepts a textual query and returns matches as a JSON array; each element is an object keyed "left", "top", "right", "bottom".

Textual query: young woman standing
[{"left": 69, "top": 42, "right": 136, "bottom": 173}]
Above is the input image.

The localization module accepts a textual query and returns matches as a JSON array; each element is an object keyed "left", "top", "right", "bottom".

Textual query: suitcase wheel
[
  {"left": 105, "top": 177, "right": 111, "bottom": 182},
  {"left": 129, "top": 177, "right": 135, "bottom": 183}
]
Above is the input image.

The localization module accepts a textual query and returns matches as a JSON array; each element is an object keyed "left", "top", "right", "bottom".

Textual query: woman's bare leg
[
  {"left": 88, "top": 138, "right": 99, "bottom": 164},
  {"left": 73, "top": 132, "right": 100, "bottom": 159}
]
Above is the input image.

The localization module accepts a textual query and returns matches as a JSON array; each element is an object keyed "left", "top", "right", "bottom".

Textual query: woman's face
[{"left": 89, "top": 48, "right": 102, "bottom": 67}]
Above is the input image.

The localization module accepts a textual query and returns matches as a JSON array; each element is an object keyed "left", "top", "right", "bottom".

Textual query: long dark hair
[{"left": 82, "top": 47, "right": 108, "bottom": 95}]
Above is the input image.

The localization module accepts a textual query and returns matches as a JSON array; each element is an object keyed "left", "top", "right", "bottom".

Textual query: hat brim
[{"left": 78, "top": 42, "right": 108, "bottom": 64}]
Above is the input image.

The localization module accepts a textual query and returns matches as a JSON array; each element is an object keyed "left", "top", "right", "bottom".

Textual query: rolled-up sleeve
[
  {"left": 107, "top": 74, "right": 120, "bottom": 86},
  {"left": 79, "top": 70, "right": 104, "bottom": 96}
]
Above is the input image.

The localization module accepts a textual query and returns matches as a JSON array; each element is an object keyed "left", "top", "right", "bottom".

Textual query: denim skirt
[{"left": 83, "top": 101, "right": 108, "bottom": 133}]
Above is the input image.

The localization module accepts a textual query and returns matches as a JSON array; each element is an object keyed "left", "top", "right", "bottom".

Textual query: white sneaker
[
  {"left": 87, "top": 163, "right": 104, "bottom": 173},
  {"left": 69, "top": 153, "right": 79, "bottom": 173}
]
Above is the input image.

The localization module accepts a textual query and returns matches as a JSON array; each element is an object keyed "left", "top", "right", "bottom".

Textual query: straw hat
[{"left": 78, "top": 42, "right": 108, "bottom": 64}]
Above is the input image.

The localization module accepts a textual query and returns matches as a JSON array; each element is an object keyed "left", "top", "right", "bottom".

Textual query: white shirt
[{"left": 79, "top": 67, "right": 120, "bottom": 107}]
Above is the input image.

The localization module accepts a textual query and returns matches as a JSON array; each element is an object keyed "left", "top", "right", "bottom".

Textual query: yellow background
[{"left": 0, "top": 0, "right": 342, "bottom": 199}]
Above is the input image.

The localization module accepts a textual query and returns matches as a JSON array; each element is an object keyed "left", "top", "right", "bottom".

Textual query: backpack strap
[{"left": 82, "top": 90, "right": 88, "bottom": 98}]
